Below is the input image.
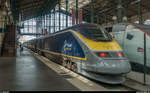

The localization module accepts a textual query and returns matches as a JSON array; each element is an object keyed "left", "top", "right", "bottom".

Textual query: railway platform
[
  {"left": 0, "top": 48, "right": 79, "bottom": 91},
  {"left": 1, "top": 47, "right": 149, "bottom": 91}
]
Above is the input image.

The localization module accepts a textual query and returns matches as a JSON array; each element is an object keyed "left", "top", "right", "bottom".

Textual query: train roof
[
  {"left": 27, "top": 23, "right": 101, "bottom": 42},
  {"left": 122, "top": 23, "right": 150, "bottom": 36},
  {"left": 107, "top": 23, "right": 150, "bottom": 37}
]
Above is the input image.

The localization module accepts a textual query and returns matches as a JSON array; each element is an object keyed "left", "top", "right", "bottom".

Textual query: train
[
  {"left": 105, "top": 23, "right": 150, "bottom": 85},
  {"left": 24, "top": 23, "right": 131, "bottom": 84}
]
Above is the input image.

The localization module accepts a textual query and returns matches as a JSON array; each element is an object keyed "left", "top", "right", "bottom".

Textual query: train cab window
[
  {"left": 77, "top": 27, "right": 112, "bottom": 41},
  {"left": 126, "top": 33, "right": 134, "bottom": 40}
]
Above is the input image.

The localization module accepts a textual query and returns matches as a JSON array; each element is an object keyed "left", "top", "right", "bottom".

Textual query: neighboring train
[
  {"left": 105, "top": 23, "right": 150, "bottom": 84},
  {"left": 24, "top": 23, "right": 131, "bottom": 84}
]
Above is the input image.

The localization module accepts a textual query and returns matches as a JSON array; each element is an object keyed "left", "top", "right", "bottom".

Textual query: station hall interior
[{"left": 0, "top": 0, "right": 150, "bottom": 91}]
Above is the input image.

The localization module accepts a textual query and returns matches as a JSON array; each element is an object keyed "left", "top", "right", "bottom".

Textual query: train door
[{"left": 72, "top": 36, "right": 81, "bottom": 73}]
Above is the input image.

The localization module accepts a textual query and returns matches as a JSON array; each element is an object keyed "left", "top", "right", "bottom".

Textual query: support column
[
  {"left": 40, "top": 16, "right": 42, "bottom": 36},
  {"left": 138, "top": 0, "right": 142, "bottom": 24},
  {"left": 41, "top": 15, "right": 43, "bottom": 35},
  {"left": 104, "top": 12, "right": 107, "bottom": 25},
  {"left": 66, "top": 0, "right": 68, "bottom": 27},
  {"left": 23, "top": 21, "right": 25, "bottom": 35},
  {"left": 113, "top": 9, "right": 117, "bottom": 24},
  {"left": 44, "top": 15, "right": 45, "bottom": 30},
  {"left": 46, "top": 15, "right": 47, "bottom": 34},
  {"left": 50, "top": 12, "right": 51, "bottom": 33},
  {"left": 63, "top": 13, "right": 65, "bottom": 29},
  {"left": 28, "top": 20, "right": 29, "bottom": 33},
  {"left": 96, "top": 15, "right": 99, "bottom": 24},
  {"left": 117, "top": 0, "right": 122, "bottom": 23},
  {"left": 48, "top": 14, "right": 50, "bottom": 34},
  {"left": 36, "top": 17, "right": 38, "bottom": 37},
  {"left": 76, "top": 0, "right": 78, "bottom": 24},
  {"left": 35, "top": 18, "right": 37, "bottom": 37},
  {"left": 54, "top": 8, "right": 56, "bottom": 33},
  {"left": 41, "top": 15, "right": 42, "bottom": 35},
  {"left": 59, "top": 0, "right": 61, "bottom": 31},
  {"left": 90, "top": 0, "right": 94, "bottom": 23},
  {"left": 32, "top": 18, "right": 34, "bottom": 33}
]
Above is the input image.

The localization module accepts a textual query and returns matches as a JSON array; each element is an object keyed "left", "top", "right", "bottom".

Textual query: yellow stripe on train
[
  {"left": 74, "top": 31, "right": 122, "bottom": 51},
  {"left": 41, "top": 49, "right": 87, "bottom": 61}
]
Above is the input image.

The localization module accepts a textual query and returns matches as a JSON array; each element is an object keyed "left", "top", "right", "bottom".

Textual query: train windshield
[{"left": 77, "top": 27, "right": 112, "bottom": 41}]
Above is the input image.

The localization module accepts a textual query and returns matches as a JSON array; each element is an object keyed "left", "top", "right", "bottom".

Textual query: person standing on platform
[{"left": 20, "top": 43, "right": 23, "bottom": 53}]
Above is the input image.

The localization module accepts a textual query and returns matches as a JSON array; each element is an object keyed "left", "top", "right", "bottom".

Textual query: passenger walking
[{"left": 20, "top": 44, "right": 23, "bottom": 53}]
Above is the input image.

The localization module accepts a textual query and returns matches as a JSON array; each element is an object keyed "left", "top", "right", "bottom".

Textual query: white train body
[{"left": 106, "top": 23, "right": 150, "bottom": 85}]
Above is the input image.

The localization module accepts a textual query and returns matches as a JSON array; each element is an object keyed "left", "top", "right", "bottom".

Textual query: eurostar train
[{"left": 24, "top": 23, "right": 131, "bottom": 84}]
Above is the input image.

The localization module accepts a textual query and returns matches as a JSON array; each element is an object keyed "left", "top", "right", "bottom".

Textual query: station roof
[
  {"left": 11, "top": 0, "right": 59, "bottom": 21},
  {"left": 10, "top": 0, "right": 150, "bottom": 24},
  {"left": 57, "top": 0, "right": 150, "bottom": 25},
  {"left": 81, "top": 0, "right": 150, "bottom": 24},
  {"left": 60, "top": 0, "right": 91, "bottom": 12}
]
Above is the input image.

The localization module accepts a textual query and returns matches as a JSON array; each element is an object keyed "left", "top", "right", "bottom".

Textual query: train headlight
[
  {"left": 100, "top": 52, "right": 105, "bottom": 57},
  {"left": 96, "top": 52, "right": 125, "bottom": 58},
  {"left": 118, "top": 52, "right": 123, "bottom": 57}
]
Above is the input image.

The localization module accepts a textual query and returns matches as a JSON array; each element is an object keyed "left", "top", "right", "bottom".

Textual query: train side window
[
  {"left": 126, "top": 33, "right": 134, "bottom": 40},
  {"left": 105, "top": 27, "right": 112, "bottom": 33}
]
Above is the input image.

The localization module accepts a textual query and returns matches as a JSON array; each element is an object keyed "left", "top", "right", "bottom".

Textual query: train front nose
[
  {"left": 82, "top": 58, "right": 131, "bottom": 84},
  {"left": 94, "top": 51, "right": 131, "bottom": 74},
  {"left": 96, "top": 59, "right": 131, "bottom": 74}
]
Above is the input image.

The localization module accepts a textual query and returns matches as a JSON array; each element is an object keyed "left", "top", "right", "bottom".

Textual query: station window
[{"left": 21, "top": 12, "right": 73, "bottom": 35}]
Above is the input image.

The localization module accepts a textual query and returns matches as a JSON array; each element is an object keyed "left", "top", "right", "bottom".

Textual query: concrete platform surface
[
  {"left": 0, "top": 48, "right": 79, "bottom": 91},
  {"left": 33, "top": 51, "right": 107, "bottom": 91},
  {"left": 123, "top": 78, "right": 150, "bottom": 91}
]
